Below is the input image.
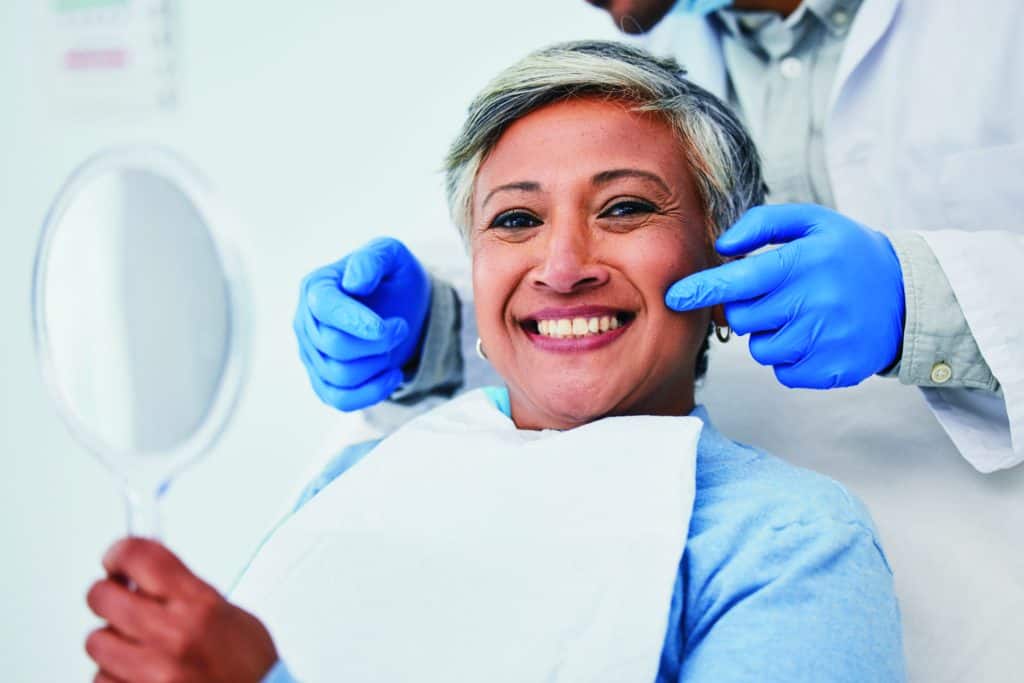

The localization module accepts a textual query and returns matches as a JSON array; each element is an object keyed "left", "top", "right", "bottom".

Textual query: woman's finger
[
  {"left": 87, "top": 578, "right": 182, "bottom": 651},
  {"left": 85, "top": 627, "right": 181, "bottom": 683},
  {"left": 102, "top": 538, "right": 216, "bottom": 602}
]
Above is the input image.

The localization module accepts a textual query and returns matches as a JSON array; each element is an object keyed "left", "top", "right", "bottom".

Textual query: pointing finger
[
  {"left": 665, "top": 246, "right": 795, "bottom": 311},
  {"left": 341, "top": 238, "right": 407, "bottom": 296},
  {"left": 715, "top": 204, "right": 823, "bottom": 257}
]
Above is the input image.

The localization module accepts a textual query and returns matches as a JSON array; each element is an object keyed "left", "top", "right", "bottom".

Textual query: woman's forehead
[{"left": 474, "top": 98, "right": 688, "bottom": 196}]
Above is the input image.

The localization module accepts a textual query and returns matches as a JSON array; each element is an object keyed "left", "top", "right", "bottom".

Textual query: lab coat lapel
[{"left": 828, "top": 0, "right": 902, "bottom": 114}]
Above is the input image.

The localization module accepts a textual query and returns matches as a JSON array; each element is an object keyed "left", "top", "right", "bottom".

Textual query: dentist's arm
[{"left": 666, "top": 203, "right": 998, "bottom": 391}]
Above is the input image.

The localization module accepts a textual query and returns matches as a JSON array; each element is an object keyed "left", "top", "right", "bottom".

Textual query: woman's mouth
[
  {"left": 519, "top": 308, "right": 635, "bottom": 351},
  {"left": 524, "top": 312, "right": 634, "bottom": 338}
]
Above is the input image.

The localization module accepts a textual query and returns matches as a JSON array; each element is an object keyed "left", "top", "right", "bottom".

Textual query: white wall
[{"left": 0, "top": 2, "right": 618, "bottom": 679}]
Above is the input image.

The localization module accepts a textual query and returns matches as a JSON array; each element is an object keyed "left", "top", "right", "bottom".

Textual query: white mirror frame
[{"left": 31, "top": 145, "right": 249, "bottom": 491}]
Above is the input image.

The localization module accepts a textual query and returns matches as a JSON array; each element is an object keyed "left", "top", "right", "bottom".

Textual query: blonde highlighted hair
[{"left": 443, "top": 40, "right": 767, "bottom": 247}]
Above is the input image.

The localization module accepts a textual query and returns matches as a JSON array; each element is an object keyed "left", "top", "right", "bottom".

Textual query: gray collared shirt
[{"left": 715, "top": 0, "right": 862, "bottom": 207}]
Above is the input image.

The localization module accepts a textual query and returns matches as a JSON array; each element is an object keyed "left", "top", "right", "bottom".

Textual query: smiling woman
[
  {"left": 82, "top": 41, "right": 905, "bottom": 683},
  {"left": 469, "top": 98, "right": 717, "bottom": 429},
  {"left": 445, "top": 41, "right": 765, "bottom": 430}
]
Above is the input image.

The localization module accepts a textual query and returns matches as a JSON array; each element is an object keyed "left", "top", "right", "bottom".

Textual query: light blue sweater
[{"left": 263, "top": 389, "right": 905, "bottom": 682}]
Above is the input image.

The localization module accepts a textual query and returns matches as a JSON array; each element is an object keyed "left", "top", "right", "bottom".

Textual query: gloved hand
[
  {"left": 665, "top": 204, "right": 905, "bottom": 389},
  {"left": 294, "top": 237, "right": 431, "bottom": 411}
]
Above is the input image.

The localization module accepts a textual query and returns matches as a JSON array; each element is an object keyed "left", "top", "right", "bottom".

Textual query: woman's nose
[{"left": 530, "top": 221, "right": 610, "bottom": 294}]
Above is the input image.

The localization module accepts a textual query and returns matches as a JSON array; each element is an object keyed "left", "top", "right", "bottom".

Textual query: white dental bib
[{"left": 233, "top": 389, "right": 701, "bottom": 682}]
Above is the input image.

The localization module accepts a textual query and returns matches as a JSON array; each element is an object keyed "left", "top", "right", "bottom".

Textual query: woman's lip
[
  {"left": 523, "top": 318, "right": 631, "bottom": 353},
  {"left": 523, "top": 305, "right": 631, "bottom": 321}
]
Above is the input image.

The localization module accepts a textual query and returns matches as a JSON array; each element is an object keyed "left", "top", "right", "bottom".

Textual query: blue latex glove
[
  {"left": 665, "top": 204, "right": 905, "bottom": 389},
  {"left": 294, "top": 237, "right": 431, "bottom": 411}
]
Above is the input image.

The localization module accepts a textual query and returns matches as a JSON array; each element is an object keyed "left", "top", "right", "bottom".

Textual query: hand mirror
[{"left": 32, "top": 146, "right": 248, "bottom": 537}]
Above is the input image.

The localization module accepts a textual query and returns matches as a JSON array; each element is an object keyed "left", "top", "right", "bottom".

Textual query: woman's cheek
[{"left": 471, "top": 246, "right": 516, "bottom": 350}]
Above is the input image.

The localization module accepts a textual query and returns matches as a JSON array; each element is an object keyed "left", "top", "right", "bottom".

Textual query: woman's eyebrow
[
  {"left": 482, "top": 181, "right": 542, "bottom": 208},
  {"left": 592, "top": 168, "right": 670, "bottom": 194}
]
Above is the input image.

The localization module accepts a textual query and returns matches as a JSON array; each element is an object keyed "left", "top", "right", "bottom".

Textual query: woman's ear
[{"left": 711, "top": 304, "right": 728, "bottom": 329}]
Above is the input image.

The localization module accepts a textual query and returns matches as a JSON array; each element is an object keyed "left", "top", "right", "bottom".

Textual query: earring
[
  {"left": 476, "top": 337, "right": 488, "bottom": 360},
  {"left": 714, "top": 324, "right": 731, "bottom": 343}
]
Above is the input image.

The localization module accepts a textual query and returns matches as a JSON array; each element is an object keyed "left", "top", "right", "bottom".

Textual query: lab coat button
[
  {"left": 930, "top": 361, "right": 953, "bottom": 384},
  {"left": 780, "top": 57, "right": 803, "bottom": 79}
]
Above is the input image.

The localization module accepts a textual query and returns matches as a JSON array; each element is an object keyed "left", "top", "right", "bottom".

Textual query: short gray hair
[{"left": 444, "top": 40, "right": 766, "bottom": 247}]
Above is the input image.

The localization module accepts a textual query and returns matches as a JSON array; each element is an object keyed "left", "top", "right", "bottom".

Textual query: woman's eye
[
  {"left": 599, "top": 200, "right": 656, "bottom": 219},
  {"left": 490, "top": 210, "right": 542, "bottom": 229}
]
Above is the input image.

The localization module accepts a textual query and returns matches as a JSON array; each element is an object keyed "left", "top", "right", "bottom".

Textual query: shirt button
[
  {"left": 780, "top": 57, "right": 803, "bottom": 79},
  {"left": 930, "top": 361, "right": 953, "bottom": 384},
  {"left": 832, "top": 10, "right": 850, "bottom": 25}
]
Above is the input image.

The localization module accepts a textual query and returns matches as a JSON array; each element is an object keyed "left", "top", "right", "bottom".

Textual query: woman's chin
[{"left": 518, "top": 383, "right": 627, "bottom": 430}]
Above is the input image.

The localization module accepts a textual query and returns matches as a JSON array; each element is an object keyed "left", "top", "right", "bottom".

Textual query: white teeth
[{"left": 535, "top": 314, "right": 627, "bottom": 339}]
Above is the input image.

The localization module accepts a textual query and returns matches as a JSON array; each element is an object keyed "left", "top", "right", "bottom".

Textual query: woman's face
[{"left": 470, "top": 98, "right": 715, "bottom": 430}]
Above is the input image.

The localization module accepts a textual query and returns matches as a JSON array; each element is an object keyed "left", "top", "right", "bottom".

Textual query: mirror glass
[{"left": 33, "top": 147, "right": 247, "bottom": 536}]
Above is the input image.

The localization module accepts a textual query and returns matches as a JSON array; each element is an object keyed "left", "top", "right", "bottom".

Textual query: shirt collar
[
  {"left": 714, "top": 0, "right": 862, "bottom": 59},
  {"left": 689, "top": 404, "right": 734, "bottom": 455}
]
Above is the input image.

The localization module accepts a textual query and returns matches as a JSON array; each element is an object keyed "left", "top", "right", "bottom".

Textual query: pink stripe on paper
[{"left": 64, "top": 49, "right": 128, "bottom": 71}]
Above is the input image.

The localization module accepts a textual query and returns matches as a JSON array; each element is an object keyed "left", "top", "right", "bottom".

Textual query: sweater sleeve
[
  {"left": 678, "top": 519, "right": 905, "bottom": 682},
  {"left": 261, "top": 659, "right": 299, "bottom": 683}
]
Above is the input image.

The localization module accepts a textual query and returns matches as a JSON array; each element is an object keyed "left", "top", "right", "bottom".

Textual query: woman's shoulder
[
  {"left": 693, "top": 420, "right": 883, "bottom": 547},
  {"left": 682, "top": 427, "right": 904, "bottom": 682}
]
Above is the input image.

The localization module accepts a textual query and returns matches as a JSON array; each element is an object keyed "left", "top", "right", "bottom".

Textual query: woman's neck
[{"left": 508, "top": 383, "right": 696, "bottom": 431}]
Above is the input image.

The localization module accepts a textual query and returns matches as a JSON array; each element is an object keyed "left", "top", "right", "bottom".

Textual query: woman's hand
[{"left": 85, "top": 538, "right": 278, "bottom": 683}]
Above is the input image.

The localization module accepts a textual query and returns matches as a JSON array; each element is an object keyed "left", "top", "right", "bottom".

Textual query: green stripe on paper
[{"left": 54, "top": 0, "right": 129, "bottom": 12}]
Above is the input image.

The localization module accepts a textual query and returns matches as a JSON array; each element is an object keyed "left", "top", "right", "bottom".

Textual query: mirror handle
[{"left": 123, "top": 483, "right": 164, "bottom": 539}]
